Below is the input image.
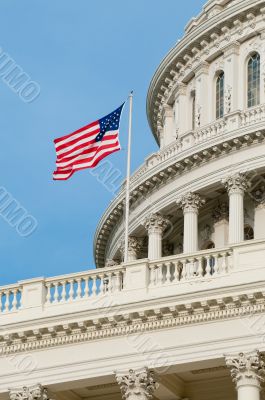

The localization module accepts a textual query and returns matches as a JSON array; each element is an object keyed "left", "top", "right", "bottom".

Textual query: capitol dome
[{"left": 94, "top": 0, "right": 265, "bottom": 269}]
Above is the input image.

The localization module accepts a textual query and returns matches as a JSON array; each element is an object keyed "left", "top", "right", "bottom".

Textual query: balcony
[{"left": 1, "top": 239, "right": 265, "bottom": 327}]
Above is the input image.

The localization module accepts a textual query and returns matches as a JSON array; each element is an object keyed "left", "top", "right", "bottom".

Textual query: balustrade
[
  {"left": 45, "top": 268, "right": 125, "bottom": 305},
  {"left": 148, "top": 249, "right": 232, "bottom": 287},
  {"left": 0, "top": 285, "right": 21, "bottom": 313}
]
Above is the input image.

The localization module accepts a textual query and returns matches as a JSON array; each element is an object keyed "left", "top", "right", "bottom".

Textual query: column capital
[
  {"left": 225, "top": 351, "right": 265, "bottom": 389},
  {"left": 116, "top": 368, "right": 159, "bottom": 400},
  {"left": 177, "top": 192, "right": 205, "bottom": 213},
  {"left": 222, "top": 173, "right": 250, "bottom": 195},
  {"left": 144, "top": 213, "right": 170, "bottom": 234},
  {"left": 9, "top": 385, "right": 50, "bottom": 400}
]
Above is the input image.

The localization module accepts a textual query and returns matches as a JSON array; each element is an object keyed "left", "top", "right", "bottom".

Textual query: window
[
  {"left": 216, "top": 72, "right": 224, "bottom": 119},
  {"left": 248, "top": 53, "right": 260, "bottom": 108}
]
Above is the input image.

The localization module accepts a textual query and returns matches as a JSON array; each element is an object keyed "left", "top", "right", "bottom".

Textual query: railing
[
  {"left": 240, "top": 104, "right": 265, "bottom": 127},
  {"left": 132, "top": 105, "right": 265, "bottom": 186},
  {"left": 194, "top": 119, "right": 227, "bottom": 144},
  {"left": 45, "top": 267, "right": 125, "bottom": 305},
  {"left": 0, "top": 284, "right": 22, "bottom": 313},
  {"left": 1, "top": 240, "right": 265, "bottom": 321},
  {"left": 148, "top": 249, "right": 232, "bottom": 287}
]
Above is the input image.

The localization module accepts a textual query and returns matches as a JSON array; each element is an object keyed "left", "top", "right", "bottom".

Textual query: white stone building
[{"left": 2, "top": 1, "right": 265, "bottom": 400}]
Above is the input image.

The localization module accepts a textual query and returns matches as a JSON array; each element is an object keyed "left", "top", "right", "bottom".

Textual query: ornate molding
[
  {"left": 143, "top": 213, "right": 169, "bottom": 234},
  {"left": 222, "top": 172, "right": 250, "bottom": 195},
  {"left": 116, "top": 368, "right": 158, "bottom": 400},
  {"left": 2, "top": 290, "right": 265, "bottom": 356},
  {"left": 226, "top": 351, "right": 265, "bottom": 387},
  {"left": 177, "top": 192, "right": 205, "bottom": 213},
  {"left": 9, "top": 385, "right": 50, "bottom": 400}
]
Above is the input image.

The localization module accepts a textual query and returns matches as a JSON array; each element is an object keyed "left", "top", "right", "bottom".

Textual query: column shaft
[
  {"left": 183, "top": 211, "right": 198, "bottom": 253},
  {"left": 229, "top": 191, "right": 244, "bottom": 243},
  {"left": 177, "top": 192, "right": 205, "bottom": 254},
  {"left": 222, "top": 173, "right": 250, "bottom": 245}
]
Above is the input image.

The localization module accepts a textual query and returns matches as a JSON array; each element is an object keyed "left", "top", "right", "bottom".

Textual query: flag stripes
[{"left": 53, "top": 104, "right": 124, "bottom": 180}]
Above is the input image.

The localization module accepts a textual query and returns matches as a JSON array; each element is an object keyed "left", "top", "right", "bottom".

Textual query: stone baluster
[
  {"left": 120, "top": 237, "right": 142, "bottom": 262},
  {"left": 177, "top": 192, "right": 205, "bottom": 253},
  {"left": 222, "top": 173, "right": 250, "bottom": 244},
  {"left": 9, "top": 384, "right": 51, "bottom": 400},
  {"left": 226, "top": 351, "right": 265, "bottom": 400},
  {"left": 116, "top": 367, "right": 159, "bottom": 400},
  {"left": 144, "top": 213, "right": 170, "bottom": 260}
]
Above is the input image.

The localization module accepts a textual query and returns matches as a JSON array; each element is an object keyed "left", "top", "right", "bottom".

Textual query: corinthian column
[
  {"left": 120, "top": 236, "right": 142, "bottom": 262},
  {"left": 116, "top": 368, "right": 159, "bottom": 400},
  {"left": 177, "top": 192, "right": 205, "bottom": 253},
  {"left": 144, "top": 213, "right": 169, "bottom": 260},
  {"left": 222, "top": 173, "right": 250, "bottom": 244},
  {"left": 226, "top": 351, "right": 265, "bottom": 400},
  {"left": 9, "top": 385, "right": 50, "bottom": 400}
]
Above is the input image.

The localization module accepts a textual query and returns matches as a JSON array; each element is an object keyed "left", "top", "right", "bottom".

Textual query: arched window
[
  {"left": 248, "top": 53, "right": 260, "bottom": 108},
  {"left": 216, "top": 72, "right": 224, "bottom": 119}
]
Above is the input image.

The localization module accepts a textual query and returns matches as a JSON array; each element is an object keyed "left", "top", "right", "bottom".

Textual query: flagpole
[{"left": 124, "top": 91, "right": 133, "bottom": 263}]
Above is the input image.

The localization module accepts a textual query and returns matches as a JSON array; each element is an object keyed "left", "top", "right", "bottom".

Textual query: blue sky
[{"left": 0, "top": 0, "right": 206, "bottom": 284}]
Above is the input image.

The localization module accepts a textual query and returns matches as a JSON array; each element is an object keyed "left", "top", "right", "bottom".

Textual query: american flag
[{"left": 53, "top": 104, "right": 124, "bottom": 180}]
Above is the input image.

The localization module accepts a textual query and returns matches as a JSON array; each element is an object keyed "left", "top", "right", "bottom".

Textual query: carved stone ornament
[
  {"left": 222, "top": 173, "right": 250, "bottom": 195},
  {"left": 176, "top": 192, "right": 205, "bottom": 213},
  {"left": 225, "top": 351, "right": 265, "bottom": 386},
  {"left": 212, "top": 202, "right": 229, "bottom": 223},
  {"left": 105, "top": 259, "right": 119, "bottom": 268},
  {"left": 143, "top": 213, "right": 170, "bottom": 234},
  {"left": 120, "top": 236, "right": 142, "bottom": 255},
  {"left": 225, "top": 85, "right": 232, "bottom": 114},
  {"left": 9, "top": 385, "right": 50, "bottom": 400},
  {"left": 200, "top": 224, "right": 213, "bottom": 241},
  {"left": 196, "top": 104, "right": 201, "bottom": 128},
  {"left": 116, "top": 368, "right": 159, "bottom": 400}
]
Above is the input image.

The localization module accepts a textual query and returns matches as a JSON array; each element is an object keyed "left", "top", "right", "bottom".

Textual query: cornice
[
  {"left": 94, "top": 125, "right": 265, "bottom": 268},
  {"left": 1, "top": 289, "right": 265, "bottom": 356},
  {"left": 147, "top": 0, "right": 265, "bottom": 144}
]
